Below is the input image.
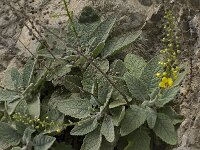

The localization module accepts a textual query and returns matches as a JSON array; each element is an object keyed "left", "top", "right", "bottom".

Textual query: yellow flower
[
  {"left": 155, "top": 73, "right": 161, "bottom": 77},
  {"left": 159, "top": 77, "right": 173, "bottom": 88}
]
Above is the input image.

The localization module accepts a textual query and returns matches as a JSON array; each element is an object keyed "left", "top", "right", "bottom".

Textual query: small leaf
[
  {"left": 22, "top": 128, "right": 35, "bottom": 144},
  {"left": 140, "top": 56, "right": 163, "bottom": 92},
  {"left": 124, "top": 73, "right": 148, "bottom": 101},
  {"left": 81, "top": 128, "right": 102, "bottom": 150},
  {"left": 101, "top": 115, "right": 115, "bottom": 142},
  {"left": 22, "top": 58, "right": 36, "bottom": 88},
  {"left": 33, "top": 134, "right": 56, "bottom": 150},
  {"left": 92, "top": 41, "right": 105, "bottom": 58},
  {"left": 98, "top": 79, "right": 112, "bottom": 105},
  {"left": 124, "top": 129, "right": 150, "bottom": 150},
  {"left": 153, "top": 113, "right": 177, "bottom": 145},
  {"left": 11, "top": 68, "right": 22, "bottom": 89},
  {"left": 155, "top": 86, "right": 180, "bottom": 108},
  {"left": 111, "top": 106, "right": 126, "bottom": 126},
  {"left": 146, "top": 107, "right": 157, "bottom": 129},
  {"left": 0, "top": 88, "right": 19, "bottom": 102},
  {"left": 110, "top": 60, "right": 127, "bottom": 77},
  {"left": 120, "top": 105, "right": 147, "bottom": 136},
  {"left": 0, "top": 122, "right": 22, "bottom": 149},
  {"left": 102, "top": 31, "right": 142, "bottom": 58},
  {"left": 109, "top": 99, "right": 127, "bottom": 109},
  {"left": 27, "top": 93, "right": 40, "bottom": 117},
  {"left": 57, "top": 94, "right": 91, "bottom": 119},
  {"left": 70, "top": 117, "right": 98, "bottom": 136}
]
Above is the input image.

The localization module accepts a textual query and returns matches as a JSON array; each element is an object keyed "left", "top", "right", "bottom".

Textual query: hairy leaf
[
  {"left": 11, "top": 68, "right": 22, "bottom": 89},
  {"left": 153, "top": 113, "right": 177, "bottom": 145},
  {"left": 124, "top": 73, "right": 148, "bottom": 101},
  {"left": 22, "top": 128, "right": 35, "bottom": 145},
  {"left": 124, "top": 129, "right": 150, "bottom": 150},
  {"left": 33, "top": 134, "right": 56, "bottom": 150},
  {"left": 0, "top": 122, "right": 22, "bottom": 149},
  {"left": 146, "top": 107, "right": 157, "bottom": 129},
  {"left": 110, "top": 60, "right": 127, "bottom": 77},
  {"left": 57, "top": 94, "right": 91, "bottom": 119},
  {"left": 0, "top": 88, "right": 19, "bottom": 102},
  {"left": 124, "top": 53, "right": 146, "bottom": 78},
  {"left": 22, "top": 58, "right": 35, "bottom": 88},
  {"left": 155, "top": 86, "right": 180, "bottom": 108},
  {"left": 159, "top": 106, "right": 183, "bottom": 125},
  {"left": 120, "top": 105, "right": 147, "bottom": 136},
  {"left": 102, "top": 31, "right": 141, "bottom": 58},
  {"left": 111, "top": 106, "right": 126, "bottom": 126},
  {"left": 27, "top": 93, "right": 40, "bottom": 117},
  {"left": 70, "top": 117, "right": 98, "bottom": 135},
  {"left": 101, "top": 115, "right": 115, "bottom": 142},
  {"left": 81, "top": 128, "right": 102, "bottom": 150},
  {"left": 89, "top": 14, "right": 117, "bottom": 52},
  {"left": 140, "top": 56, "right": 163, "bottom": 92}
]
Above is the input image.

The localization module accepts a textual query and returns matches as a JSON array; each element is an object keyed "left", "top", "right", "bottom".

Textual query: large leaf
[
  {"left": 124, "top": 53, "right": 146, "bottom": 78},
  {"left": 124, "top": 129, "right": 150, "bottom": 150},
  {"left": 153, "top": 113, "right": 177, "bottom": 145},
  {"left": 70, "top": 117, "right": 98, "bottom": 135},
  {"left": 111, "top": 106, "right": 126, "bottom": 126},
  {"left": 57, "top": 94, "right": 91, "bottom": 119},
  {"left": 102, "top": 31, "right": 142, "bottom": 58},
  {"left": 33, "top": 134, "right": 56, "bottom": 150},
  {"left": 124, "top": 73, "right": 148, "bottom": 101},
  {"left": 140, "top": 56, "right": 163, "bottom": 92},
  {"left": 155, "top": 86, "right": 180, "bottom": 108},
  {"left": 89, "top": 14, "right": 117, "bottom": 52},
  {"left": 0, "top": 122, "right": 22, "bottom": 149},
  {"left": 101, "top": 115, "right": 115, "bottom": 142},
  {"left": 81, "top": 128, "right": 102, "bottom": 150},
  {"left": 120, "top": 105, "right": 147, "bottom": 136}
]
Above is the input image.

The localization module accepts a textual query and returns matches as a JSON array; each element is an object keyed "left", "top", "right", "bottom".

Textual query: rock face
[{"left": 0, "top": 0, "right": 200, "bottom": 149}]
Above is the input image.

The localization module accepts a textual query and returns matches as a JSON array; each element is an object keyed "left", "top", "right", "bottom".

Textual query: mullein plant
[{"left": 156, "top": 10, "right": 181, "bottom": 89}]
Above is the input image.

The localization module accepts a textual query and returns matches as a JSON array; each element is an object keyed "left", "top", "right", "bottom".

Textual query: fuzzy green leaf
[
  {"left": 124, "top": 73, "right": 148, "bottom": 101},
  {"left": 124, "top": 129, "right": 150, "bottom": 150},
  {"left": 0, "top": 122, "right": 22, "bottom": 149},
  {"left": 22, "top": 58, "right": 35, "bottom": 88},
  {"left": 110, "top": 60, "right": 127, "bottom": 77},
  {"left": 102, "top": 31, "right": 142, "bottom": 58},
  {"left": 11, "top": 68, "right": 22, "bottom": 89},
  {"left": 82, "top": 59, "right": 109, "bottom": 92},
  {"left": 57, "top": 94, "right": 91, "bottom": 119},
  {"left": 124, "top": 54, "right": 146, "bottom": 78},
  {"left": 90, "top": 14, "right": 117, "bottom": 51},
  {"left": 140, "top": 56, "right": 163, "bottom": 92},
  {"left": 155, "top": 86, "right": 180, "bottom": 108},
  {"left": 98, "top": 79, "right": 112, "bottom": 105},
  {"left": 70, "top": 117, "right": 98, "bottom": 136},
  {"left": 33, "top": 134, "right": 56, "bottom": 150},
  {"left": 101, "top": 115, "right": 115, "bottom": 142},
  {"left": 111, "top": 106, "right": 126, "bottom": 126},
  {"left": 22, "top": 128, "right": 35, "bottom": 145},
  {"left": 81, "top": 128, "right": 102, "bottom": 150},
  {"left": 160, "top": 106, "right": 183, "bottom": 125},
  {"left": 146, "top": 107, "right": 157, "bottom": 129},
  {"left": 0, "top": 88, "right": 19, "bottom": 102},
  {"left": 27, "top": 93, "right": 40, "bottom": 117},
  {"left": 153, "top": 113, "right": 177, "bottom": 145},
  {"left": 120, "top": 105, "right": 147, "bottom": 136}
]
